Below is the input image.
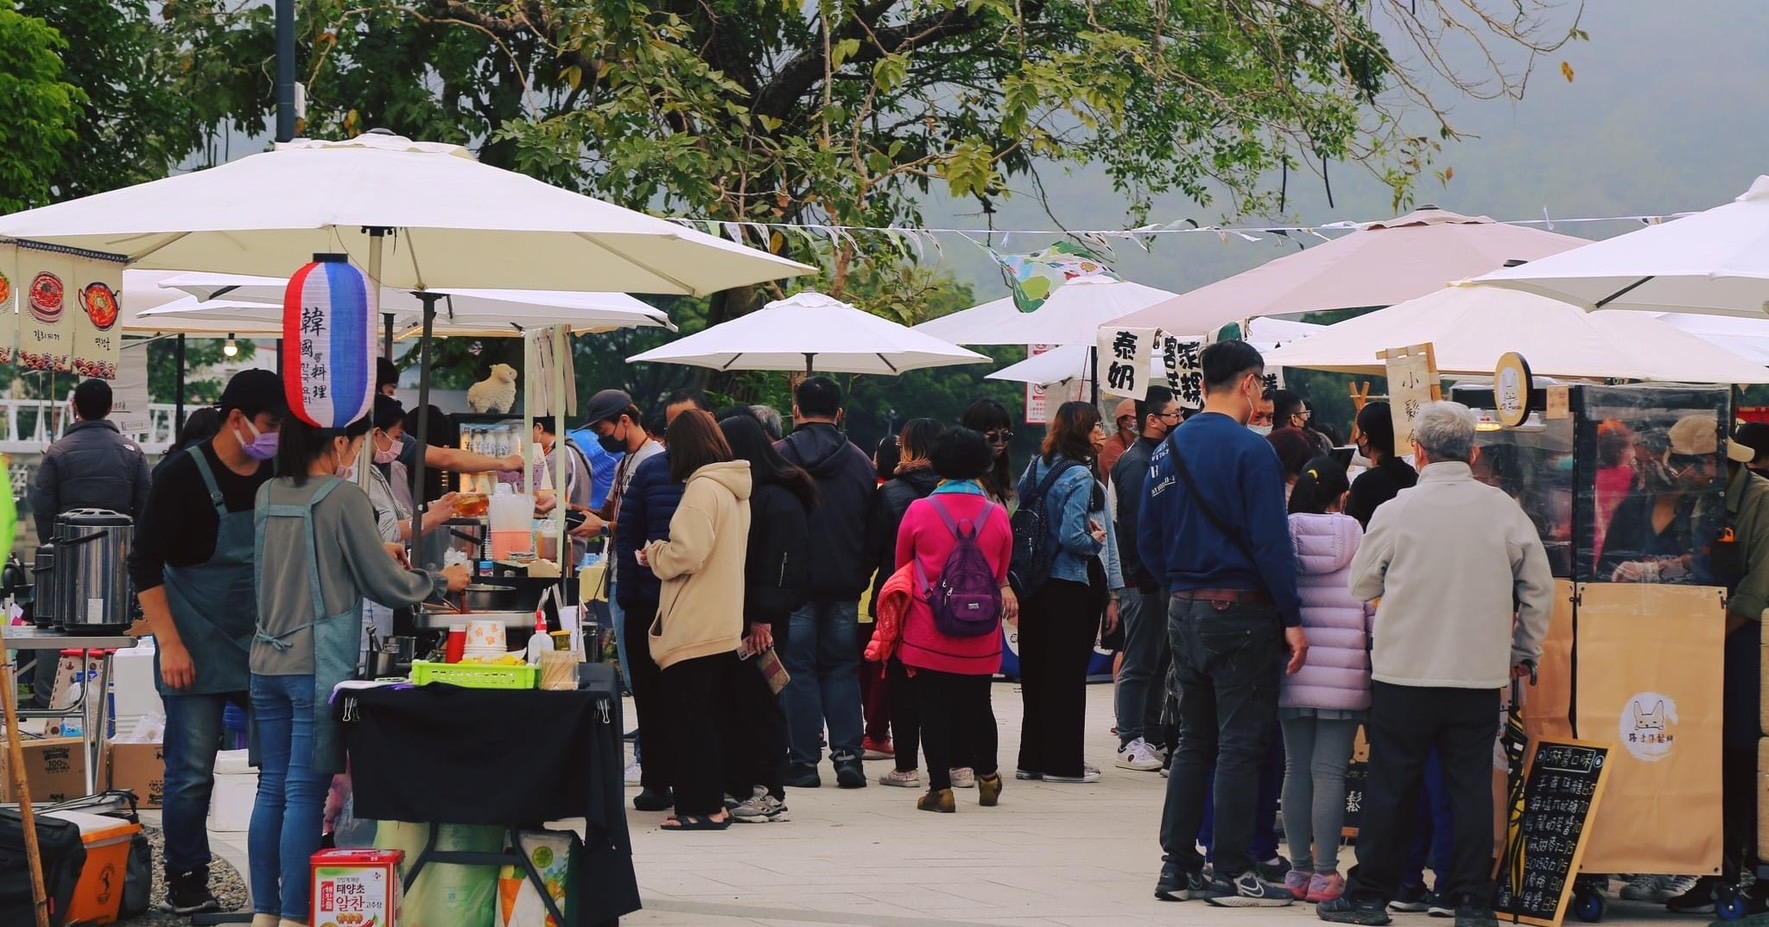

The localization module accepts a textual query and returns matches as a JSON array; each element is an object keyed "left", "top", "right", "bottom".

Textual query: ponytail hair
[{"left": 1289, "top": 454, "right": 1351, "bottom": 516}]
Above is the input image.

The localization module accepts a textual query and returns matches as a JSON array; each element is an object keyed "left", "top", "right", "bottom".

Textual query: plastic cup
[{"left": 446, "top": 629, "right": 466, "bottom": 663}]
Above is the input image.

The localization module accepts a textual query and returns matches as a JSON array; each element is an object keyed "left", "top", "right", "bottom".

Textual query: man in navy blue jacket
[{"left": 1140, "top": 340, "right": 1308, "bottom": 908}]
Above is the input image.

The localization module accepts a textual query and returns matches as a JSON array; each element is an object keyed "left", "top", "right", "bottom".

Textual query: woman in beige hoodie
[{"left": 639, "top": 409, "right": 752, "bottom": 830}]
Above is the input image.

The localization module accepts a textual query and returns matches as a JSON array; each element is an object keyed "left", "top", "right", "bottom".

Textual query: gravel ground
[{"left": 131, "top": 822, "right": 250, "bottom": 926}]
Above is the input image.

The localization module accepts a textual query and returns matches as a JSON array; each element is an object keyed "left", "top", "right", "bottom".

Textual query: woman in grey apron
[{"left": 247, "top": 415, "right": 469, "bottom": 927}]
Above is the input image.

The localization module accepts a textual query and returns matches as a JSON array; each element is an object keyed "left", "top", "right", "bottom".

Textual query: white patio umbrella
[
  {"left": 1109, "top": 207, "right": 1589, "bottom": 334},
  {"left": 1476, "top": 176, "right": 1769, "bottom": 316},
  {"left": 628, "top": 291, "right": 988, "bottom": 375},
  {"left": 912, "top": 277, "right": 1178, "bottom": 346},
  {"left": 1261, "top": 282, "right": 1769, "bottom": 383},
  {"left": 987, "top": 317, "right": 1323, "bottom": 387},
  {"left": 1650, "top": 313, "right": 1769, "bottom": 366}
]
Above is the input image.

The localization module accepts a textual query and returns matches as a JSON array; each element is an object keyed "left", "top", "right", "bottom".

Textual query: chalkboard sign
[{"left": 1494, "top": 739, "right": 1612, "bottom": 927}]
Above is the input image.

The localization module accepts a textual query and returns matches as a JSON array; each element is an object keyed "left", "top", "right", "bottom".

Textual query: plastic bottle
[{"left": 525, "top": 609, "right": 549, "bottom": 665}]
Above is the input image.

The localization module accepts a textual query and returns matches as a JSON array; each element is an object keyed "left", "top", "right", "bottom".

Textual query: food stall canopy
[
  {"left": 986, "top": 317, "right": 1322, "bottom": 387},
  {"left": 0, "top": 131, "right": 811, "bottom": 295},
  {"left": 1261, "top": 282, "right": 1769, "bottom": 383},
  {"left": 1108, "top": 207, "right": 1589, "bottom": 334},
  {"left": 1649, "top": 312, "right": 1769, "bottom": 365},
  {"left": 115, "top": 269, "right": 283, "bottom": 335},
  {"left": 627, "top": 291, "right": 988, "bottom": 375},
  {"left": 913, "top": 278, "right": 1177, "bottom": 346},
  {"left": 1477, "top": 176, "right": 1769, "bottom": 317}
]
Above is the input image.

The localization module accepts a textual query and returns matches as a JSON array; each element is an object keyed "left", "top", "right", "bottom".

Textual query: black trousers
[
  {"left": 888, "top": 656, "right": 922, "bottom": 773},
  {"left": 1016, "top": 578, "right": 1096, "bottom": 778},
  {"left": 724, "top": 657, "right": 789, "bottom": 800},
  {"left": 1347, "top": 682, "right": 1500, "bottom": 904},
  {"left": 623, "top": 600, "right": 670, "bottom": 791},
  {"left": 914, "top": 668, "right": 998, "bottom": 791},
  {"left": 661, "top": 652, "right": 737, "bottom": 817}
]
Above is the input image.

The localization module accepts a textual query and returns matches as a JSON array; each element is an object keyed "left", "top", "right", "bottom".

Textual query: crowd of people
[{"left": 21, "top": 333, "right": 1760, "bottom": 927}]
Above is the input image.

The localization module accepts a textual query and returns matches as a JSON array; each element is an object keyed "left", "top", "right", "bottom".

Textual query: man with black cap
[{"left": 128, "top": 368, "right": 286, "bottom": 915}]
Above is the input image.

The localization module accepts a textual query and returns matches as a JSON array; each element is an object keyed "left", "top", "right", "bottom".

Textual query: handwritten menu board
[{"left": 1495, "top": 739, "right": 1612, "bottom": 927}]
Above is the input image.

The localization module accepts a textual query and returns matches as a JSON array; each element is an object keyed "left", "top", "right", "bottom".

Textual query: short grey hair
[
  {"left": 750, "top": 404, "right": 785, "bottom": 441},
  {"left": 1412, "top": 401, "right": 1478, "bottom": 462}
]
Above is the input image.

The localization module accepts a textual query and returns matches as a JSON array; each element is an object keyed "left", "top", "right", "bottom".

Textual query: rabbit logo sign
[{"left": 1621, "top": 693, "right": 1678, "bottom": 762}]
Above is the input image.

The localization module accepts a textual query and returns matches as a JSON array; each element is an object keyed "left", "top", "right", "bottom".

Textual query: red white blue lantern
[{"left": 283, "top": 253, "right": 377, "bottom": 427}]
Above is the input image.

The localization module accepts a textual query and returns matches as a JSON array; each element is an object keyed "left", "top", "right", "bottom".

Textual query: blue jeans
[
  {"left": 161, "top": 690, "right": 248, "bottom": 874},
  {"left": 1199, "top": 729, "right": 1284, "bottom": 864},
  {"left": 780, "top": 599, "right": 863, "bottom": 767},
  {"left": 1115, "top": 590, "right": 1170, "bottom": 747},
  {"left": 249, "top": 674, "right": 330, "bottom": 920}
]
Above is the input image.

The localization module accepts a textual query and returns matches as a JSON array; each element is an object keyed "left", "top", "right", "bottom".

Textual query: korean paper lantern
[{"left": 283, "top": 253, "right": 377, "bottom": 427}]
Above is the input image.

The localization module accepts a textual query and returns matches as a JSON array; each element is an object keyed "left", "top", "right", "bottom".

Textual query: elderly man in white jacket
[{"left": 1317, "top": 401, "right": 1553, "bottom": 927}]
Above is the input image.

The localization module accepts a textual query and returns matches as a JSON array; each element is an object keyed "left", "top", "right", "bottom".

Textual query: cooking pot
[
  {"left": 54, "top": 509, "right": 133, "bottom": 629},
  {"left": 462, "top": 583, "right": 521, "bottom": 612}
]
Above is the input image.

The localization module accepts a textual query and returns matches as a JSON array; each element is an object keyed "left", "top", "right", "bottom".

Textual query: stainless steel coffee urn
[
  {"left": 54, "top": 508, "right": 133, "bottom": 629},
  {"left": 30, "top": 543, "right": 57, "bottom": 627}
]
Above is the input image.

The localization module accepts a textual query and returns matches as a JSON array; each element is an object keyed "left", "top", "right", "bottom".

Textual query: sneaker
[
  {"left": 623, "top": 759, "right": 642, "bottom": 786},
  {"left": 1620, "top": 875, "right": 1672, "bottom": 903},
  {"left": 878, "top": 768, "right": 922, "bottom": 788},
  {"left": 833, "top": 755, "right": 868, "bottom": 789},
  {"left": 732, "top": 788, "right": 791, "bottom": 824},
  {"left": 1390, "top": 885, "right": 1432, "bottom": 913},
  {"left": 950, "top": 767, "right": 976, "bottom": 789},
  {"left": 1257, "top": 855, "right": 1293, "bottom": 883},
  {"left": 1665, "top": 876, "right": 1719, "bottom": 915},
  {"left": 1664, "top": 876, "right": 1702, "bottom": 902},
  {"left": 1207, "top": 870, "right": 1295, "bottom": 908},
  {"left": 622, "top": 727, "right": 638, "bottom": 742},
  {"left": 784, "top": 764, "right": 822, "bottom": 789},
  {"left": 1116, "top": 738, "right": 1164, "bottom": 771},
  {"left": 1427, "top": 893, "right": 1455, "bottom": 918},
  {"left": 862, "top": 738, "right": 894, "bottom": 760},
  {"left": 1155, "top": 863, "right": 1228, "bottom": 902},
  {"left": 1015, "top": 768, "right": 1043, "bottom": 781},
  {"left": 165, "top": 867, "right": 221, "bottom": 916},
  {"left": 1453, "top": 897, "right": 1499, "bottom": 927},
  {"left": 1320, "top": 895, "right": 1395, "bottom": 925},
  {"left": 1159, "top": 765, "right": 1170, "bottom": 778},
  {"left": 1284, "top": 871, "right": 1312, "bottom": 900},
  {"left": 1308, "top": 873, "right": 1347, "bottom": 903},
  {"left": 1044, "top": 768, "right": 1102, "bottom": 784}
]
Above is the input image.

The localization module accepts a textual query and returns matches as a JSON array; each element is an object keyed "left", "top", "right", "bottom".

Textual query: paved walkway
[{"left": 619, "top": 683, "right": 1690, "bottom": 927}]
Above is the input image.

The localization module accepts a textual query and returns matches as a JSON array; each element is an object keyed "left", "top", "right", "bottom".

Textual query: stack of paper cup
[{"left": 463, "top": 619, "right": 507, "bottom": 660}]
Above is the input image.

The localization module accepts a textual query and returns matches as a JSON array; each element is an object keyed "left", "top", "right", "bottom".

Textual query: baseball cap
[
  {"left": 218, "top": 369, "right": 288, "bottom": 419},
  {"left": 583, "top": 389, "right": 634, "bottom": 425},
  {"left": 1735, "top": 422, "right": 1769, "bottom": 464},
  {"left": 1112, "top": 399, "right": 1137, "bottom": 423}
]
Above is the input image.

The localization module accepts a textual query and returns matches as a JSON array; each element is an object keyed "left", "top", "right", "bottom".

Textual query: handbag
[{"left": 753, "top": 647, "right": 790, "bottom": 695}]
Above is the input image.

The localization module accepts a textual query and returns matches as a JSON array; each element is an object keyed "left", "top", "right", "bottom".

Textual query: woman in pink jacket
[
  {"left": 894, "top": 428, "right": 1017, "bottom": 813},
  {"left": 1280, "top": 456, "right": 1372, "bottom": 903}
]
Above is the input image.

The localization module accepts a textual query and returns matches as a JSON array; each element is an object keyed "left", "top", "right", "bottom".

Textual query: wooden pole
[{"left": 0, "top": 622, "right": 53, "bottom": 927}]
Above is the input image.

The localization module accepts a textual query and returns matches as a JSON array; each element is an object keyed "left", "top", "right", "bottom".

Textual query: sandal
[{"left": 661, "top": 812, "right": 731, "bottom": 831}]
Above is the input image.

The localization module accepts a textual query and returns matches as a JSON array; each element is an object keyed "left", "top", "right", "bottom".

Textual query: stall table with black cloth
[{"left": 340, "top": 684, "right": 640, "bottom": 925}]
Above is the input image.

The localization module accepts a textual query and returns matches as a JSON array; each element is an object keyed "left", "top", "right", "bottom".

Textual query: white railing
[{"left": 0, "top": 399, "right": 181, "bottom": 454}]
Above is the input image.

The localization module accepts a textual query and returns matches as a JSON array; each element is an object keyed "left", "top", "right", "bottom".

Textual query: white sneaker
[
  {"left": 950, "top": 767, "right": 977, "bottom": 789},
  {"left": 623, "top": 759, "right": 643, "bottom": 787},
  {"left": 1044, "top": 768, "right": 1103, "bottom": 784},
  {"left": 731, "top": 787, "right": 791, "bottom": 823},
  {"left": 878, "top": 768, "right": 922, "bottom": 788},
  {"left": 1116, "top": 738, "right": 1163, "bottom": 771}
]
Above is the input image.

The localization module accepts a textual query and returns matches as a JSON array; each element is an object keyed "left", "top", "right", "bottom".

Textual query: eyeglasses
[
  {"left": 1293, "top": 409, "right": 1312, "bottom": 421},
  {"left": 984, "top": 429, "right": 1013, "bottom": 445},
  {"left": 1668, "top": 452, "right": 1708, "bottom": 475},
  {"left": 1157, "top": 410, "right": 1183, "bottom": 421}
]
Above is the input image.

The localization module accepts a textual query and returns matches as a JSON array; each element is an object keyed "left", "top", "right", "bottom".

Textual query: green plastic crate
[{"left": 410, "top": 659, "right": 538, "bottom": 690}]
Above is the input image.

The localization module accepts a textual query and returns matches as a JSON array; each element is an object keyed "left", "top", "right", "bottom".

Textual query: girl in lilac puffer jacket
[{"left": 1278, "top": 456, "right": 1374, "bottom": 904}]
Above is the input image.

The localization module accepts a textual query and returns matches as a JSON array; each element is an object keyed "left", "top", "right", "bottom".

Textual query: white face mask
[{"left": 1248, "top": 424, "right": 1273, "bottom": 437}]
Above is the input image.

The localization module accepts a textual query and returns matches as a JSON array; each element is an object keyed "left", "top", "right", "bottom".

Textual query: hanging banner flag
[
  {"left": 1097, "top": 326, "right": 1156, "bottom": 399},
  {"left": 283, "top": 253, "right": 377, "bottom": 428},
  {"left": 69, "top": 252, "right": 124, "bottom": 379},
  {"left": 15, "top": 244, "right": 75, "bottom": 373},
  {"left": 994, "top": 241, "right": 1117, "bottom": 313},
  {"left": 0, "top": 247, "right": 14, "bottom": 365},
  {"left": 1158, "top": 334, "right": 1205, "bottom": 409},
  {"left": 1025, "top": 344, "right": 1053, "bottom": 425}
]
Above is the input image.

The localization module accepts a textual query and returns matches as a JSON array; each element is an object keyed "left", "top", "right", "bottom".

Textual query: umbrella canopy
[
  {"left": 987, "top": 318, "right": 1324, "bottom": 387},
  {"left": 147, "top": 272, "right": 673, "bottom": 336},
  {"left": 912, "top": 278, "right": 1178, "bottom": 346},
  {"left": 0, "top": 131, "right": 812, "bottom": 295},
  {"left": 1261, "top": 283, "right": 1769, "bottom": 383},
  {"left": 111, "top": 269, "right": 282, "bottom": 334},
  {"left": 627, "top": 291, "right": 988, "bottom": 375},
  {"left": 1108, "top": 207, "right": 1589, "bottom": 334},
  {"left": 1650, "top": 313, "right": 1769, "bottom": 366},
  {"left": 1477, "top": 176, "right": 1769, "bottom": 316}
]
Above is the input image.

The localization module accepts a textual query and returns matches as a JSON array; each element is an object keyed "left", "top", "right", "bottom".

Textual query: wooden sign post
[
  {"left": 0, "top": 621, "right": 52, "bottom": 927},
  {"left": 1379, "top": 343, "right": 1441, "bottom": 454},
  {"left": 1494, "top": 739, "right": 1614, "bottom": 927}
]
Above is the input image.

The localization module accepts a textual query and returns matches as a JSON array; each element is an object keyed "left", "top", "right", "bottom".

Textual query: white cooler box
[{"left": 207, "top": 749, "right": 257, "bottom": 833}]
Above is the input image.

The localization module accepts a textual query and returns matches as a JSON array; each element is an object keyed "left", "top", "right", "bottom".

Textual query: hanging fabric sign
[
  {"left": 15, "top": 244, "right": 75, "bottom": 373},
  {"left": 1158, "top": 334, "right": 1205, "bottom": 409},
  {"left": 1097, "top": 327, "right": 1156, "bottom": 399},
  {"left": 0, "top": 246, "right": 15, "bottom": 365},
  {"left": 994, "top": 242, "right": 1117, "bottom": 313},
  {"left": 283, "top": 254, "right": 377, "bottom": 427},
  {"left": 1025, "top": 344, "right": 1054, "bottom": 426},
  {"left": 69, "top": 252, "right": 123, "bottom": 379}
]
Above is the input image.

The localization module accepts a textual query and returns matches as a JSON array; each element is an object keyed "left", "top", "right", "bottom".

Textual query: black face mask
[{"left": 596, "top": 424, "right": 626, "bottom": 454}]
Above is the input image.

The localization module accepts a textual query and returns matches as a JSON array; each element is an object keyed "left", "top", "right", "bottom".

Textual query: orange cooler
[{"left": 43, "top": 809, "right": 142, "bottom": 926}]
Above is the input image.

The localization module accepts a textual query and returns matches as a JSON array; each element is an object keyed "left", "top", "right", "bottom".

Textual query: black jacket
[
  {"left": 744, "top": 481, "right": 813, "bottom": 631},
  {"left": 1111, "top": 435, "right": 1162, "bottom": 592},
  {"left": 1346, "top": 456, "right": 1419, "bottom": 528},
  {"left": 32, "top": 420, "right": 151, "bottom": 540},
  {"left": 866, "top": 467, "right": 941, "bottom": 615},
  {"left": 612, "top": 452, "right": 683, "bottom": 609},
  {"left": 775, "top": 423, "right": 877, "bottom": 598}
]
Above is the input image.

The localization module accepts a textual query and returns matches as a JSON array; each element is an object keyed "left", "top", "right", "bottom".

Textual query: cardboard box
[
  {"left": 312, "top": 849, "right": 404, "bottom": 927},
  {"left": 0, "top": 736, "right": 87, "bottom": 803},
  {"left": 103, "top": 740, "right": 165, "bottom": 809}
]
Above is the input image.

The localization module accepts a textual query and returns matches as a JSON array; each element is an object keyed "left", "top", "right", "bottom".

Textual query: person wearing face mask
[
  {"left": 360, "top": 396, "right": 459, "bottom": 655},
  {"left": 1109, "top": 387, "right": 1181, "bottom": 773},
  {"left": 1140, "top": 341, "right": 1307, "bottom": 907},
  {"left": 249, "top": 413, "right": 470, "bottom": 927},
  {"left": 127, "top": 369, "right": 286, "bottom": 916},
  {"left": 1345, "top": 403, "right": 1418, "bottom": 530},
  {"left": 1601, "top": 415, "right": 1729, "bottom": 585},
  {"left": 530, "top": 415, "right": 596, "bottom": 564},
  {"left": 1248, "top": 387, "right": 1277, "bottom": 437}
]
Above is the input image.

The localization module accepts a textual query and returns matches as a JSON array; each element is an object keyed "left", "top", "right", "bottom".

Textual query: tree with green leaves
[{"left": 0, "top": 2, "right": 82, "bottom": 212}]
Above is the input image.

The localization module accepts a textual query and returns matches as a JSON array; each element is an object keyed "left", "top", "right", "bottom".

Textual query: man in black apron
[{"left": 128, "top": 370, "right": 285, "bottom": 915}]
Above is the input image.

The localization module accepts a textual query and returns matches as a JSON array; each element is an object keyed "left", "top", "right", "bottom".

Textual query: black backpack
[
  {"left": 0, "top": 808, "right": 86, "bottom": 927},
  {"left": 1009, "top": 458, "right": 1081, "bottom": 597}
]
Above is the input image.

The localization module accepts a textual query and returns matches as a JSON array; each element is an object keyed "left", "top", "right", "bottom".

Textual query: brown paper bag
[
  {"left": 1521, "top": 579, "right": 1577, "bottom": 743},
  {"left": 1573, "top": 583, "right": 1724, "bottom": 875}
]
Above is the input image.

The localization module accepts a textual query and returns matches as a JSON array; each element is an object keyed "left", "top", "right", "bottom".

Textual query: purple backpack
[{"left": 914, "top": 497, "right": 1003, "bottom": 638}]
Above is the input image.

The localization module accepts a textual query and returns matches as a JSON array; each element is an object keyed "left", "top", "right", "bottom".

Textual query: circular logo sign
[
  {"left": 1494, "top": 351, "right": 1533, "bottom": 428},
  {"left": 1620, "top": 692, "right": 1678, "bottom": 762}
]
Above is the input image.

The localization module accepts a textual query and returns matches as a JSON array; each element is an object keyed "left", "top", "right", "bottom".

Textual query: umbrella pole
[
  {"left": 364, "top": 227, "right": 390, "bottom": 359},
  {"left": 1089, "top": 345, "right": 1099, "bottom": 405},
  {"left": 174, "top": 334, "right": 186, "bottom": 444},
  {"left": 407, "top": 291, "right": 439, "bottom": 562}
]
